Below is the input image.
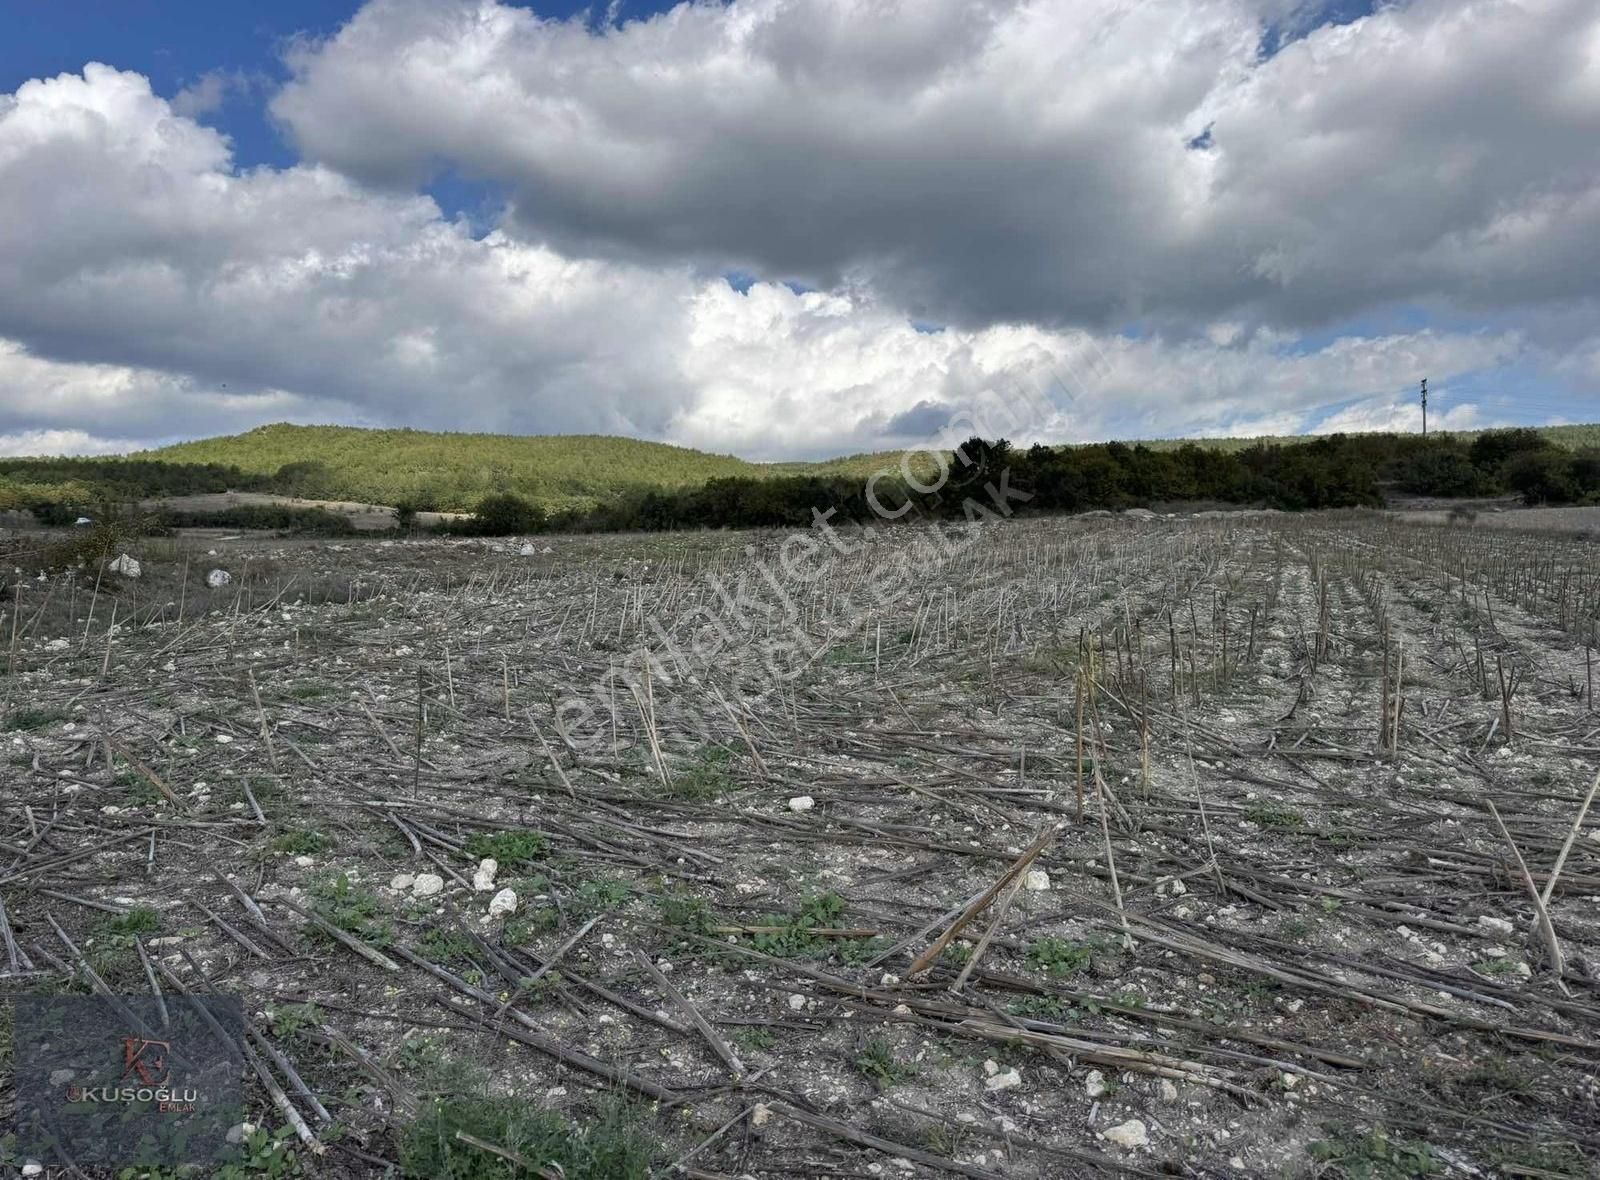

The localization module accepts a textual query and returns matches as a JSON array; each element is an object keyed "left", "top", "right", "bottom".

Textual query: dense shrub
[
  {"left": 457, "top": 493, "right": 547, "bottom": 536},
  {"left": 153, "top": 504, "right": 358, "bottom": 534}
]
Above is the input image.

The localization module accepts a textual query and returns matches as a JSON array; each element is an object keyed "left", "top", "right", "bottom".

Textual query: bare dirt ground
[
  {"left": 2, "top": 512, "right": 1599, "bottom": 1178},
  {"left": 143, "top": 492, "right": 470, "bottom": 530},
  {"left": 1393, "top": 502, "right": 1600, "bottom": 537}
]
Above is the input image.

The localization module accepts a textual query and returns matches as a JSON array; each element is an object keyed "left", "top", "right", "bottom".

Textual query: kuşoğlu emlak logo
[{"left": 16, "top": 994, "right": 244, "bottom": 1166}]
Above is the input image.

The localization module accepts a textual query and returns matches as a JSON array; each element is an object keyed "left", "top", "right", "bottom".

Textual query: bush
[
  {"left": 153, "top": 504, "right": 357, "bottom": 534},
  {"left": 461, "top": 493, "right": 546, "bottom": 536},
  {"left": 401, "top": 1096, "right": 660, "bottom": 1179},
  {"left": 1504, "top": 451, "right": 1578, "bottom": 505}
]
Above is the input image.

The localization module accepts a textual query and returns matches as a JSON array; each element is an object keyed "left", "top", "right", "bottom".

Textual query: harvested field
[{"left": 2, "top": 512, "right": 1599, "bottom": 1178}]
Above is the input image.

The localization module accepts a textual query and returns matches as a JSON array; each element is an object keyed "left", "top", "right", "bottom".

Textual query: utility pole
[{"left": 1420, "top": 377, "right": 1428, "bottom": 436}]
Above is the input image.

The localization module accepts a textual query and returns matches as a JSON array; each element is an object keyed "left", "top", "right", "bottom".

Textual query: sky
[{"left": 0, "top": 0, "right": 1597, "bottom": 460}]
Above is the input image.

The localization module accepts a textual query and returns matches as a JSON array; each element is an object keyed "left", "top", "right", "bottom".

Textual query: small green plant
[
  {"left": 1008, "top": 995, "right": 1072, "bottom": 1021},
  {"left": 400, "top": 1094, "right": 660, "bottom": 1179},
  {"left": 285, "top": 681, "right": 335, "bottom": 701},
  {"left": 270, "top": 828, "right": 332, "bottom": 856},
  {"left": 1279, "top": 914, "right": 1317, "bottom": 942},
  {"left": 3, "top": 707, "right": 68, "bottom": 731},
  {"left": 751, "top": 892, "right": 848, "bottom": 959},
  {"left": 732, "top": 1027, "right": 776, "bottom": 1051},
  {"left": 216, "top": 1124, "right": 303, "bottom": 1178},
  {"left": 656, "top": 890, "right": 718, "bottom": 938},
  {"left": 307, "top": 872, "right": 391, "bottom": 947},
  {"left": 268, "top": 1002, "right": 321, "bottom": 1040},
  {"left": 573, "top": 875, "right": 631, "bottom": 915},
  {"left": 854, "top": 1038, "right": 916, "bottom": 1089},
  {"left": 84, "top": 906, "right": 161, "bottom": 984},
  {"left": 1244, "top": 802, "right": 1305, "bottom": 830},
  {"left": 462, "top": 829, "right": 548, "bottom": 868},
  {"left": 1307, "top": 1127, "right": 1440, "bottom": 1179},
  {"left": 418, "top": 926, "right": 479, "bottom": 966},
  {"left": 1026, "top": 936, "right": 1098, "bottom": 978},
  {"left": 668, "top": 745, "right": 736, "bottom": 801}
]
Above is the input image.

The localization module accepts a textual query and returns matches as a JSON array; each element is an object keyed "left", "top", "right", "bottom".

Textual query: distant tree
[
  {"left": 1504, "top": 450, "right": 1578, "bottom": 505},
  {"left": 468, "top": 493, "right": 546, "bottom": 535},
  {"left": 1470, "top": 428, "right": 1551, "bottom": 474}
]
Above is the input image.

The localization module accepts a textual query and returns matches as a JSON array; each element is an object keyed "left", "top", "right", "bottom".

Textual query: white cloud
[
  {"left": 0, "top": 429, "right": 142, "bottom": 457},
  {"left": 273, "top": 0, "right": 1600, "bottom": 331},
  {"left": 0, "top": 27, "right": 1585, "bottom": 460}
]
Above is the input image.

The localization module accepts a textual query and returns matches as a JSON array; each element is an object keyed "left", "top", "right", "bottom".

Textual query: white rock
[
  {"left": 108, "top": 553, "right": 141, "bottom": 578},
  {"left": 1023, "top": 869, "right": 1050, "bottom": 892},
  {"left": 1170, "top": 879, "right": 1187, "bottom": 895},
  {"left": 1084, "top": 1069, "right": 1108, "bottom": 1097},
  {"left": 1478, "top": 916, "right": 1515, "bottom": 935},
  {"left": 206, "top": 569, "right": 232, "bottom": 588},
  {"left": 293, "top": 855, "right": 314, "bottom": 868},
  {"left": 390, "top": 873, "right": 415, "bottom": 892},
  {"left": 21, "top": 1163, "right": 42, "bottom": 1178},
  {"left": 49, "top": 1068, "right": 75, "bottom": 1086},
  {"left": 788, "top": 795, "right": 815, "bottom": 812},
  {"left": 1099, "top": 1119, "right": 1149, "bottom": 1149},
  {"left": 225, "top": 1122, "right": 258, "bottom": 1145},
  {"left": 984, "top": 1067, "right": 1023, "bottom": 1092},
  {"left": 412, "top": 873, "right": 445, "bottom": 897},
  {"left": 488, "top": 888, "right": 518, "bottom": 918},
  {"left": 788, "top": 993, "right": 806, "bottom": 1011},
  {"left": 1159, "top": 1079, "right": 1179, "bottom": 1102},
  {"left": 982, "top": 1059, "right": 1000, "bottom": 1076},
  {"left": 473, "top": 858, "right": 499, "bottom": 891},
  {"left": 751, "top": 1103, "right": 772, "bottom": 1127}
]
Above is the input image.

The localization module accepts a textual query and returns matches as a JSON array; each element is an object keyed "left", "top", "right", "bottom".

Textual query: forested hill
[
  {"left": 3, "top": 421, "right": 1600, "bottom": 522},
  {"left": 142, "top": 424, "right": 774, "bottom": 510}
]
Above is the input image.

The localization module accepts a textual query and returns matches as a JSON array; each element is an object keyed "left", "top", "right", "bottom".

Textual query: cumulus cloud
[
  {"left": 273, "top": 0, "right": 1600, "bottom": 331},
  {"left": 0, "top": 9, "right": 1588, "bottom": 460}
]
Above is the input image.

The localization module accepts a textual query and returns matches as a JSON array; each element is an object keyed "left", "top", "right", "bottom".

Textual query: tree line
[
  {"left": 459, "top": 427, "right": 1600, "bottom": 534},
  {"left": 4, "top": 427, "right": 1599, "bottom": 535}
]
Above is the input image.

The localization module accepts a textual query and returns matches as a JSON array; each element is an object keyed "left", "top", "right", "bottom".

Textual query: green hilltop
[
  {"left": 140, "top": 422, "right": 908, "bottom": 511},
  {"left": 3, "top": 419, "right": 1598, "bottom": 517}
]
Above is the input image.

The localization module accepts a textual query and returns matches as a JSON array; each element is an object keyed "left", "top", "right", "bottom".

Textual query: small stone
[
  {"left": 751, "top": 1103, "right": 772, "bottom": 1127},
  {"left": 294, "top": 855, "right": 314, "bottom": 868},
  {"left": 1159, "top": 1079, "right": 1179, "bottom": 1101},
  {"left": 1023, "top": 869, "right": 1050, "bottom": 892},
  {"left": 225, "top": 1122, "right": 258, "bottom": 1145},
  {"left": 473, "top": 858, "right": 498, "bottom": 891},
  {"left": 390, "top": 873, "right": 415, "bottom": 891},
  {"left": 109, "top": 553, "right": 141, "bottom": 578},
  {"left": 983, "top": 1059, "right": 1001, "bottom": 1077},
  {"left": 1478, "top": 915, "right": 1515, "bottom": 935},
  {"left": 412, "top": 873, "right": 445, "bottom": 897},
  {"left": 788, "top": 994, "right": 806, "bottom": 1011},
  {"left": 788, "top": 795, "right": 815, "bottom": 812},
  {"left": 205, "top": 569, "right": 232, "bottom": 588},
  {"left": 1170, "top": 879, "right": 1187, "bottom": 895},
  {"left": 984, "top": 1067, "right": 1023, "bottom": 1092},
  {"left": 1197, "top": 972, "right": 1215, "bottom": 985},
  {"left": 488, "top": 888, "right": 518, "bottom": 918},
  {"left": 1084, "top": 1069, "right": 1108, "bottom": 1097},
  {"left": 1099, "top": 1119, "right": 1149, "bottom": 1149},
  {"left": 21, "top": 1163, "right": 43, "bottom": 1178},
  {"left": 49, "top": 1068, "right": 75, "bottom": 1086}
]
